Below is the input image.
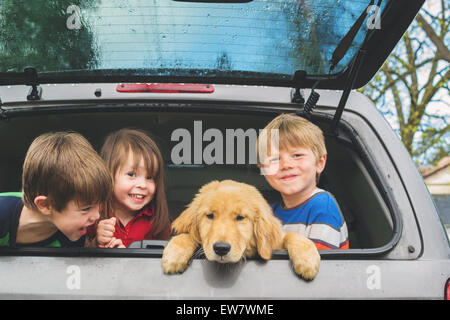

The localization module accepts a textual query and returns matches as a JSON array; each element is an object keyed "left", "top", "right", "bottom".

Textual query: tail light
[
  {"left": 446, "top": 278, "right": 450, "bottom": 300},
  {"left": 116, "top": 83, "right": 214, "bottom": 93}
]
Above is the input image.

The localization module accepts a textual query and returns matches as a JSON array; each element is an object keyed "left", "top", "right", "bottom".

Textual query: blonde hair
[
  {"left": 100, "top": 128, "right": 171, "bottom": 240},
  {"left": 257, "top": 114, "right": 327, "bottom": 182},
  {"left": 258, "top": 113, "right": 326, "bottom": 163},
  {"left": 22, "top": 131, "right": 113, "bottom": 212}
]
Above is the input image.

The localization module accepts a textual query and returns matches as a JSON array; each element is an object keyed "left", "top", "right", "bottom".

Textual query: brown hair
[
  {"left": 101, "top": 128, "right": 171, "bottom": 240},
  {"left": 22, "top": 131, "right": 113, "bottom": 212}
]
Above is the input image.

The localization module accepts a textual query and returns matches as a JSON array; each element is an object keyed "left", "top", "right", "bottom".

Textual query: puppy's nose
[{"left": 213, "top": 242, "right": 231, "bottom": 256}]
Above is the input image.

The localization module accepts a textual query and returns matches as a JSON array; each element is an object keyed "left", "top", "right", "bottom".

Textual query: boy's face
[
  {"left": 262, "top": 145, "right": 326, "bottom": 202},
  {"left": 50, "top": 200, "right": 101, "bottom": 241}
]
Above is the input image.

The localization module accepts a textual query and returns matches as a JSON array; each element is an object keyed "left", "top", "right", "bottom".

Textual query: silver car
[{"left": 0, "top": 0, "right": 448, "bottom": 300}]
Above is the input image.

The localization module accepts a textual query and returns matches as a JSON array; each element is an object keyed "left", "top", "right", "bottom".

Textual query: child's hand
[
  {"left": 96, "top": 217, "right": 117, "bottom": 247},
  {"left": 104, "top": 237, "right": 126, "bottom": 248}
]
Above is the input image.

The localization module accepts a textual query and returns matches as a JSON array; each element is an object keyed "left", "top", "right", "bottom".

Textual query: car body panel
[{"left": 0, "top": 255, "right": 448, "bottom": 299}]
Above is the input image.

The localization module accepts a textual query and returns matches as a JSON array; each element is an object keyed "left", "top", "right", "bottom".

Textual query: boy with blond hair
[
  {"left": 258, "top": 113, "right": 348, "bottom": 250},
  {"left": 0, "top": 131, "right": 114, "bottom": 247}
]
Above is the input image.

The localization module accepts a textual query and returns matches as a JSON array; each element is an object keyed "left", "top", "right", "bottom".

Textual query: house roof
[{"left": 420, "top": 156, "right": 450, "bottom": 178}]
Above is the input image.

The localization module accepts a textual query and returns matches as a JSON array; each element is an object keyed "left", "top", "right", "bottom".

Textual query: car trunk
[{"left": 2, "top": 96, "right": 446, "bottom": 300}]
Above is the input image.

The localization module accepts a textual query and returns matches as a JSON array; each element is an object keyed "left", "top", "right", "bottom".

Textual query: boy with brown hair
[
  {"left": 257, "top": 113, "right": 349, "bottom": 250},
  {"left": 0, "top": 131, "right": 113, "bottom": 247}
]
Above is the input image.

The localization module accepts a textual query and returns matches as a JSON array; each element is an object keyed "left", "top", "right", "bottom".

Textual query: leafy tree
[
  {"left": 0, "top": 0, "right": 98, "bottom": 73},
  {"left": 360, "top": 0, "right": 449, "bottom": 165}
]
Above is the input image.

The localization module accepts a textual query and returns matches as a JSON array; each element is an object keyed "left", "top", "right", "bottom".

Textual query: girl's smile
[{"left": 113, "top": 152, "right": 156, "bottom": 222}]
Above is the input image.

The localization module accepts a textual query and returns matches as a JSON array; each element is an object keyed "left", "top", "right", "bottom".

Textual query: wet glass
[{"left": 0, "top": 0, "right": 388, "bottom": 79}]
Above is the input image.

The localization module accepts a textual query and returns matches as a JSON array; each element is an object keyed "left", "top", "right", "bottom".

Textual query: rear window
[{"left": 0, "top": 0, "right": 388, "bottom": 77}]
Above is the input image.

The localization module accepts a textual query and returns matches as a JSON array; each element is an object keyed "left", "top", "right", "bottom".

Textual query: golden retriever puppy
[{"left": 162, "top": 180, "right": 320, "bottom": 280}]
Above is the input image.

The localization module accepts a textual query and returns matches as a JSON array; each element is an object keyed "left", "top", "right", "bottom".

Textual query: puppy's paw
[
  {"left": 291, "top": 250, "right": 320, "bottom": 280},
  {"left": 284, "top": 232, "right": 320, "bottom": 280},
  {"left": 161, "top": 234, "right": 197, "bottom": 274},
  {"left": 161, "top": 252, "right": 190, "bottom": 274}
]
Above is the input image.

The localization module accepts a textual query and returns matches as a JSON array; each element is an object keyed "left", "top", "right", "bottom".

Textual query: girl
[{"left": 94, "top": 128, "right": 171, "bottom": 248}]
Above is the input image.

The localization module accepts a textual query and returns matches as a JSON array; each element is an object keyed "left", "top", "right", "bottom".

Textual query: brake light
[
  {"left": 446, "top": 278, "right": 450, "bottom": 300},
  {"left": 116, "top": 83, "right": 214, "bottom": 93}
]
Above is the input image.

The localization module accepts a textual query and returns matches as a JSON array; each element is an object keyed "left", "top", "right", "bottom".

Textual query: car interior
[{"left": 0, "top": 107, "right": 395, "bottom": 250}]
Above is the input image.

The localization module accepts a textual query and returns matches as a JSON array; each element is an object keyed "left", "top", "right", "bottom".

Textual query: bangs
[
  {"left": 101, "top": 128, "right": 164, "bottom": 188},
  {"left": 41, "top": 134, "right": 113, "bottom": 211},
  {"left": 257, "top": 113, "right": 326, "bottom": 165},
  {"left": 70, "top": 166, "right": 112, "bottom": 207},
  {"left": 54, "top": 147, "right": 112, "bottom": 210},
  {"left": 257, "top": 127, "right": 308, "bottom": 161},
  {"left": 278, "top": 122, "right": 310, "bottom": 151},
  {"left": 111, "top": 139, "right": 160, "bottom": 180},
  {"left": 129, "top": 143, "right": 160, "bottom": 179}
]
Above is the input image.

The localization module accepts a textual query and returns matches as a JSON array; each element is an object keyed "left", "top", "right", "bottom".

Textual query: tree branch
[
  {"left": 416, "top": 13, "right": 450, "bottom": 63},
  {"left": 420, "top": 68, "right": 450, "bottom": 108}
]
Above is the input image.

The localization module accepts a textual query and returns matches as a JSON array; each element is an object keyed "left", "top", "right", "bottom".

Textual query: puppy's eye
[
  {"left": 206, "top": 213, "right": 214, "bottom": 219},
  {"left": 236, "top": 215, "right": 245, "bottom": 221}
]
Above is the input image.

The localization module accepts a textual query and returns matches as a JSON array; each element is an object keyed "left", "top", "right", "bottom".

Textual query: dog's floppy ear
[
  {"left": 172, "top": 181, "right": 220, "bottom": 243},
  {"left": 172, "top": 203, "right": 201, "bottom": 243},
  {"left": 252, "top": 191, "right": 284, "bottom": 260}
]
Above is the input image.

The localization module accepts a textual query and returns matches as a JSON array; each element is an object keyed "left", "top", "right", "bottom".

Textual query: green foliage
[{"left": 0, "top": 0, "right": 98, "bottom": 73}]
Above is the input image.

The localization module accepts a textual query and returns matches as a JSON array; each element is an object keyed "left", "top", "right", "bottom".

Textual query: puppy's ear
[
  {"left": 172, "top": 203, "right": 201, "bottom": 243},
  {"left": 254, "top": 213, "right": 283, "bottom": 260},
  {"left": 253, "top": 193, "right": 284, "bottom": 260},
  {"left": 172, "top": 180, "right": 220, "bottom": 243}
]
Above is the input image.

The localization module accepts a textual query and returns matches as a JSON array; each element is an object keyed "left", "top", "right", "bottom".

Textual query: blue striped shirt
[{"left": 273, "top": 190, "right": 349, "bottom": 249}]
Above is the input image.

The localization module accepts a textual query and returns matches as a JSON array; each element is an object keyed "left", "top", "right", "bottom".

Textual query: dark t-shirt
[{"left": 0, "top": 196, "right": 85, "bottom": 248}]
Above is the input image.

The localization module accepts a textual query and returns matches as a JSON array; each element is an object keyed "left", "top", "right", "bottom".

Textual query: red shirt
[
  {"left": 113, "top": 206, "right": 155, "bottom": 247},
  {"left": 87, "top": 206, "right": 157, "bottom": 248}
]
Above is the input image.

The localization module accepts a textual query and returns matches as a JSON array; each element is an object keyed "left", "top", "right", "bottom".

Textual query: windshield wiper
[
  {"left": 329, "top": 0, "right": 379, "bottom": 73},
  {"left": 291, "top": 1, "right": 382, "bottom": 121}
]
